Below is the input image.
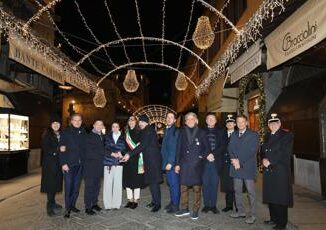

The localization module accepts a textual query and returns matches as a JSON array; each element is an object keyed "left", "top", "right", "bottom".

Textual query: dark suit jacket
[{"left": 84, "top": 132, "right": 105, "bottom": 178}]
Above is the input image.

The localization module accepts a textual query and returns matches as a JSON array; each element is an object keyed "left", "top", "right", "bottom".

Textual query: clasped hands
[
  {"left": 111, "top": 151, "right": 123, "bottom": 159},
  {"left": 231, "top": 158, "right": 241, "bottom": 170},
  {"left": 262, "top": 158, "right": 271, "bottom": 168}
]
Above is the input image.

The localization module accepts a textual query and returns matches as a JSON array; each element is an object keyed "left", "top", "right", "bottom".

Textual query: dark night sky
[{"left": 55, "top": 0, "right": 204, "bottom": 106}]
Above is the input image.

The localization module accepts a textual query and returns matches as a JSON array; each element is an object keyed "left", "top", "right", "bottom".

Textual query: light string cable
[
  {"left": 134, "top": 0, "right": 147, "bottom": 62},
  {"left": 104, "top": 0, "right": 130, "bottom": 63},
  {"left": 161, "top": 0, "right": 167, "bottom": 63},
  {"left": 74, "top": 0, "right": 117, "bottom": 68},
  {"left": 176, "top": 0, "right": 195, "bottom": 70}
]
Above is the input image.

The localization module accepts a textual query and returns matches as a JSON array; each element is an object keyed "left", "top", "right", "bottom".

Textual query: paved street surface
[{"left": 0, "top": 170, "right": 325, "bottom": 230}]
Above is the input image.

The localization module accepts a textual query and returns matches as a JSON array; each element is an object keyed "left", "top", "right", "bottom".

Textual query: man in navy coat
[
  {"left": 228, "top": 114, "right": 259, "bottom": 224},
  {"left": 83, "top": 119, "right": 105, "bottom": 215},
  {"left": 174, "top": 112, "right": 210, "bottom": 220},
  {"left": 59, "top": 113, "right": 86, "bottom": 218}
]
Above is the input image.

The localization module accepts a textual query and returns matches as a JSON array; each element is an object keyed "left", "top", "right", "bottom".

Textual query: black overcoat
[
  {"left": 129, "top": 125, "right": 163, "bottom": 184},
  {"left": 220, "top": 130, "right": 233, "bottom": 192},
  {"left": 83, "top": 132, "right": 105, "bottom": 179},
  {"left": 40, "top": 132, "right": 63, "bottom": 193},
  {"left": 176, "top": 127, "right": 210, "bottom": 186},
  {"left": 262, "top": 129, "right": 294, "bottom": 207}
]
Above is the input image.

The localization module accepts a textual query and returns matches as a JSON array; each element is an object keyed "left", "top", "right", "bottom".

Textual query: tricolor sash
[{"left": 126, "top": 129, "right": 144, "bottom": 174}]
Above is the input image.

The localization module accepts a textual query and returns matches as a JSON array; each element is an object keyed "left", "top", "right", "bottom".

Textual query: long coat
[
  {"left": 161, "top": 124, "right": 179, "bottom": 170},
  {"left": 123, "top": 128, "right": 145, "bottom": 189},
  {"left": 41, "top": 131, "right": 63, "bottom": 193},
  {"left": 228, "top": 129, "right": 259, "bottom": 180},
  {"left": 129, "top": 125, "right": 163, "bottom": 184},
  {"left": 83, "top": 132, "right": 105, "bottom": 179},
  {"left": 220, "top": 130, "right": 233, "bottom": 192},
  {"left": 176, "top": 126, "right": 210, "bottom": 186},
  {"left": 262, "top": 129, "right": 294, "bottom": 207}
]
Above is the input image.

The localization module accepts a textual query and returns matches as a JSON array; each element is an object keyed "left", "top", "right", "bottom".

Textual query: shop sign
[
  {"left": 265, "top": 0, "right": 326, "bottom": 69},
  {"left": 229, "top": 40, "right": 262, "bottom": 84}
]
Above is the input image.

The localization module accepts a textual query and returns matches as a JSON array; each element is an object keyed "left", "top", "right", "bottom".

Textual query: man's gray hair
[{"left": 185, "top": 112, "right": 198, "bottom": 121}]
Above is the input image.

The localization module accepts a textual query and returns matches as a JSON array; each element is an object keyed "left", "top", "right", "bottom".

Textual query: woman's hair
[{"left": 42, "top": 122, "right": 61, "bottom": 138}]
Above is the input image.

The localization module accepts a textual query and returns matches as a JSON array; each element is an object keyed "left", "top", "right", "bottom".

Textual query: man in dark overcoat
[
  {"left": 262, "top": 113, "right": 294, "bottom": 230},
  {"left": 174, "top": 112, "right": 210, "bottom": 220},
  {"left": 83, "top": 119, "right": 106, "bottom": 215},
  {"left": 228, "top": 114, "right": 259, "bottom": 224},
  {"left": 122, "top": 114, "right": 163, "bottom": 212},
  {"left": 59, "top": 113, "right": 86, "bottom": 218}
]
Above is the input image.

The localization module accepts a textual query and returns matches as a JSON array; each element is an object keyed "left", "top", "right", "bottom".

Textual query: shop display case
[{"left": 0, "top": 112, "right": 30, "bottom": 179}]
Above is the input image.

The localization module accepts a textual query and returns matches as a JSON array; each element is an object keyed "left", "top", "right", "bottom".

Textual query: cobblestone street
[{"left": 1, "top": 170, "right": 325, "bottom": 230}]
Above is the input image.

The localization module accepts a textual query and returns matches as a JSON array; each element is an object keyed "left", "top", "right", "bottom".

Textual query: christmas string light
[
  {"left": 133, "top": 105, "right": 176, "bottom": 125},
  {"left": 74, "top": 0, "right": 117, "bottom": 68},
  {"left": 196, "top": 0, "right": 288, "bottom": 96},
  {"left": 104, "top": 0, "right": 130, "bottom": 63},
  {"left": 161, "top": 0, "right": 167, "bottom": 63},
  {"left": 23, "top": 0, "right": 62, "bottom": 32},
  {"left": 176, "top": 0, "right": 195, "bottom": 69},
  {"left": 134, "top": 0, "right": 148, "bottom": 62},
  {"left": 96, "top": 61, "right": 198, "bottom": 90},
  {"left": 75, "top": 37, "right": 212, "bottom": 71}
]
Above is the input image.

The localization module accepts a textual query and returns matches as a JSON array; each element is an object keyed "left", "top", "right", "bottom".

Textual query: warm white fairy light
[
  {"left": 175, "top": 72, "right": 188, "bottom": 91},
  {"left": 176, "top": 0, "right": 195, "bottom": 69},
  {"left": 133, "top": 105, "right": 176, "bottom": 125},
  {"left": 134, "top": 0, "right": 148, "bottom": 62},
  {"left": 161, "top": 0, "right": 167, "bottom": 63},
  {"left": 96, "top": 61, "right": 198, "bottom": 90},
  {"left": 0, "top": 8, "right": 97, "bottom": 93},
  {"left": 23, "top": 0, "right": 62, "bottom": 32},
  {"left": 192, "top": 16, "right": 215, "bottom": 50},
  {"left": 74, "top": 0, "right": 117, "bottom": 67},
  {"left": 75, "top": 37, "right": 211, "bottom": 71},
  {"left": 196, "top": 0, "right": 288, "bottom": 96},
  {"left": 104, "top": 0, "right": 130, "bottom": 63},
  {"left": 93, "top": 88, "right": 107, "bottom": 108},
  {"left": 123, "top": 69, "right": 140, "bottom": 93}
]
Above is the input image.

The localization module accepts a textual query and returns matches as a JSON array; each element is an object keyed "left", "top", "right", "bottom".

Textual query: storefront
[{"left": 264, "top": 0, "right": 326, "bottom": 198}]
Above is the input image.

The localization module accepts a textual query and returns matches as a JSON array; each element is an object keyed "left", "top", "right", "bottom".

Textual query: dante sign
[
  {"left": 265, "top": 0, "right": 326, "bottom": 69},
  {"left": 9, "top": 36, "right": 65, "bottom": 84}
]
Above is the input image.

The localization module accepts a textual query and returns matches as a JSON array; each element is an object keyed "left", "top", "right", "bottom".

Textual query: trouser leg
[
  {"left": 234, "top": 178, "right": 245, "bottom": 214},
  {"left": 244, "top": 179, "right": 256, "bottom": 217},
  {"left": 193, "top": 185, "right": 202, "bottom": 212},
  {"left": 180, "top": 185, "right": 189, "bottom": 210}
]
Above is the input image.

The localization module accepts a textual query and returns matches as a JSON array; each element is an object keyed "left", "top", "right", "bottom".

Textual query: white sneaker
[{"left": 245, "top": 216, "right": 256, "bottom": 224}]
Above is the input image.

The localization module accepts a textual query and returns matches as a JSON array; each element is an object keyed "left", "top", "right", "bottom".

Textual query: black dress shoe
[
  {"left": 146, "top": 202, "right": 155, "bottom": 208},
  {"left": 70, "top": 207, "right": 80, "bottom": 213},
  {"left": 92, "top": 205, "right": 102, "bottom": 212},
  {"left": 166, "top": 205, "right": 179, "bottom": 214},
  {"left": 64, "top": 210, "right": 71, "bottom": 218},
  {"left": 222, "top": 207, "right": 233, "bottom": 212},
  {"left": 210, "top": 207, "right": 220, "bottom": 214},
  {"left": 125, "top": 202, "right": 133, "bottom": 208},
  {"left": 151, "top": 205, "right": 161, "bottom": 212},
  {"left": 164, "top": 202, "right": 172, "bottom": 210},
  {"left": 85, "top": 209, "right": 96, "bottom": 215},
  {"left": 53, "top": 203, "right": 63, "bottom": 210},
  {"left": 201, "top": 206, "right": 209, "bottom": 213},
  {"left": 264, "top": 220, "right": 276, "bottom": 225},
  {"left": 130, "top": 202, "right": 138, "bottom": 209}
]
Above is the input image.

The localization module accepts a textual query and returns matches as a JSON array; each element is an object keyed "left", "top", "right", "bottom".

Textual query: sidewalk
[{"left": 0, "top": 169, "right": 325, "bottom": 229}]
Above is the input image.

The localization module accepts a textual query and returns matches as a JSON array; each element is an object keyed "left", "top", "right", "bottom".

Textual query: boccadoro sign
[{"left": 265, "top": 0, "right": 326, "bottom": 70}]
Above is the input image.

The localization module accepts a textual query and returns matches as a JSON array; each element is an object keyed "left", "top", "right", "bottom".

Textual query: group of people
[{"left": 40, "top": 110, "right": 293, "bottom": 230}]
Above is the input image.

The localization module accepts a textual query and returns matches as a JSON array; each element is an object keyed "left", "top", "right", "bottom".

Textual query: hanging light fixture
[
  {"left": 192, "top": 16, "right": 215, "bottom": 50},
  {"left": 93, "top": 88, "right": 107, "bottom": 108},
  {"left": 175, "top": 72, "right": 188, "bottom": 91},
  {"left": 123, "top": 69, "right": 139, "bottom": 93}
]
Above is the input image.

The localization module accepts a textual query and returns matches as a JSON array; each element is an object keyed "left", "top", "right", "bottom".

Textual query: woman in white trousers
[{"left": 103, "top": 122, "right": 127, "bottom": 210}]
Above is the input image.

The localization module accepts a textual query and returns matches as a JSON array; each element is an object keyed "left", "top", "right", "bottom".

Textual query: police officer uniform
[{"left": 262, "top": 113, "right": 294, "bottom": 230}]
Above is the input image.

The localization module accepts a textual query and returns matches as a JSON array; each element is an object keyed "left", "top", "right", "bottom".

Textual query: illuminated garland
[
  {"left": 196, "top": 0, "right": 287, "bottom": 96},
  {"left": 134, "top": 0, "right": 147, "bottom": 62},
  {"left": 238, "top": 73, "right": 266, "bottom": 143},
  {"left": 161, "top": 0, "right": 167, "bottom": 63}
]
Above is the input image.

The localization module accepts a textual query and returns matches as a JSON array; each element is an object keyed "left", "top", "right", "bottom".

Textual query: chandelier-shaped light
[
  {"left": 192, "top": 16, "right": 215, "bottom": 50},
  {"left": 93, "top": 88, "right": 107, "bottom": 108},
  {"left": 123, "top": 70, "right": 139, "bottom": 93},
  {"left": 175, "top": 72, "right": 188, "bottom": 91}
]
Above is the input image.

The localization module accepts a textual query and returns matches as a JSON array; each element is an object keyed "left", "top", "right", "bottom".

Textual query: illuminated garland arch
[
  {"left": 74, "top": 37, "right": 212, "bottom": 71},
  {"left": 97, "top": 61, "right": 198, "bottom": 89},
  {"left": 133, "top": 104, "right": 176, "bottom": 125},
  {"left": 238, "top": 73, "right": 266, "bottom": 143}
]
